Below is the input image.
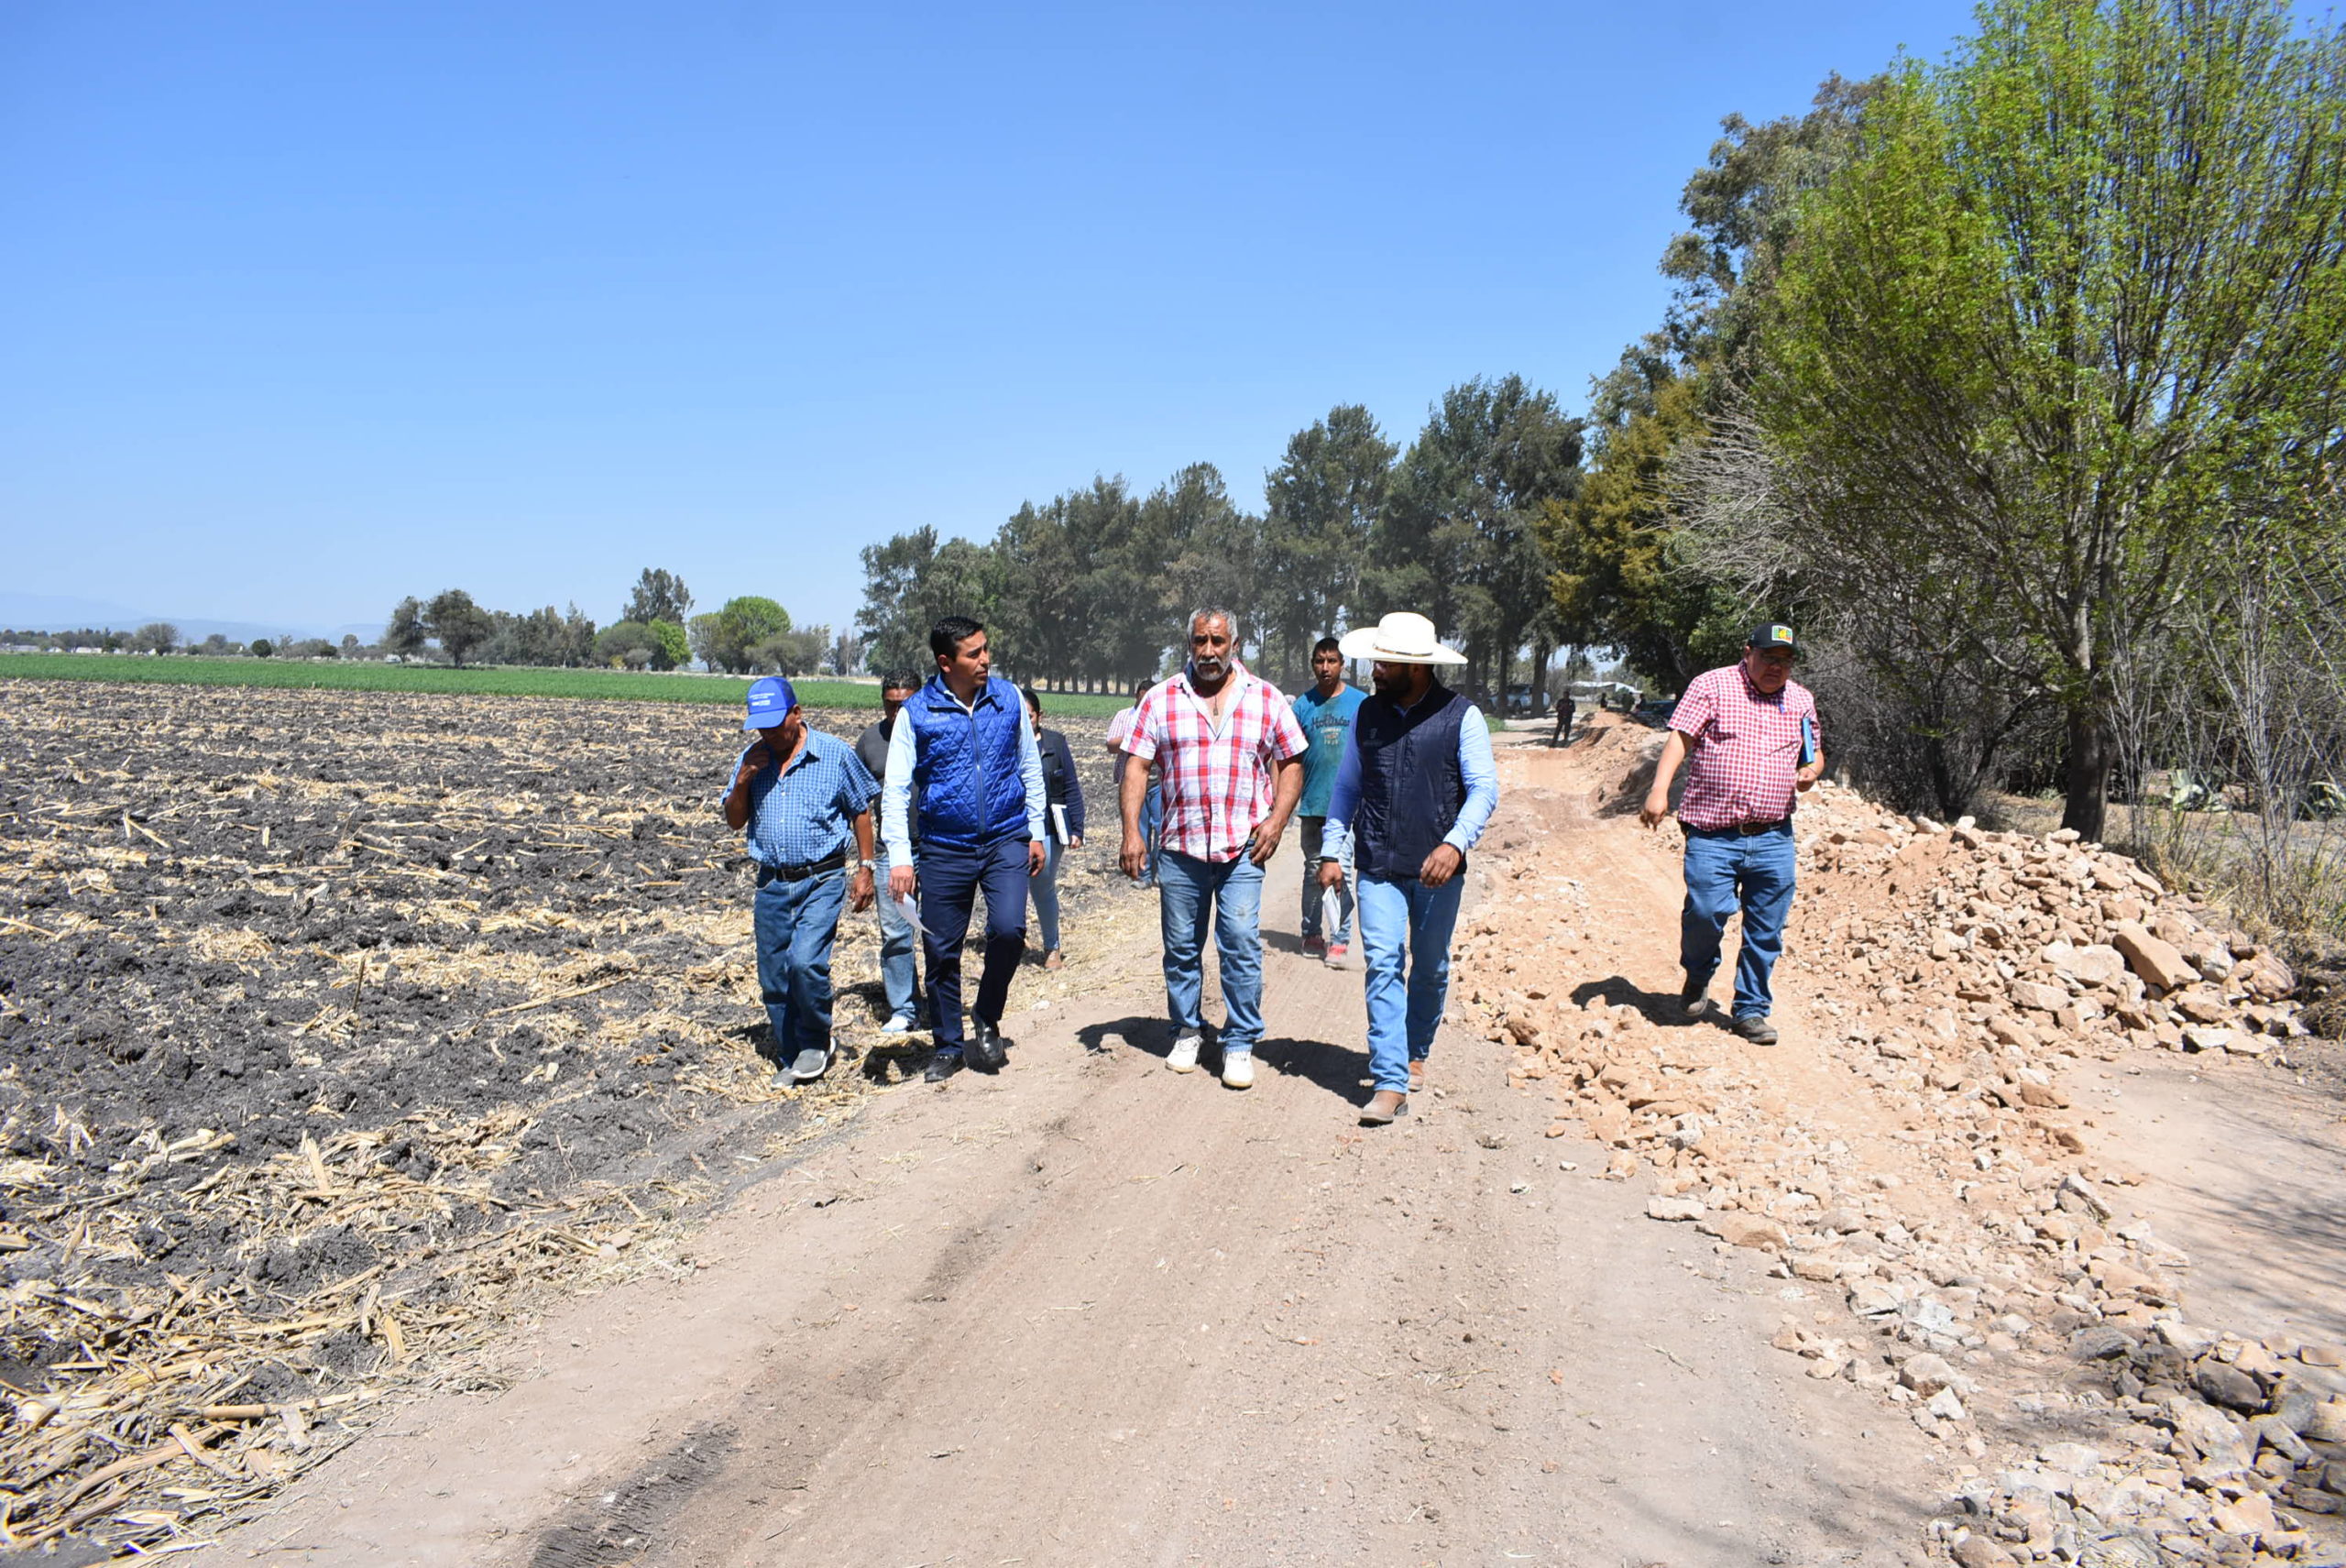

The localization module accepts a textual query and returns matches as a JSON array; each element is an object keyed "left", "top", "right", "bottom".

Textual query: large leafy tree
[
  {"left": 383, "top": 597, "right": 428, "bottom": 659},
  {"left": 694, "top": 596, "right": 792, "bottom": 674},
  {"left": 1541, "top": 376, "right": 1736, "bottom": 688},
  {"left": 1550, "top": 76, "right": 1882, "bottom": 691},
  {"left": 1372, "top": 377, "right": 1581, "bottom": 697},
  {"left": 994, "top": 477, "right": 1159, "bottom": 688},
  {"left": 423, "top": 589, "right": 495, "bottom": 668},
  {"left": 1151, "top": 463, "right": 1264, "bottom": 667},
  {"left": 1744, "top": 0, "right": 2346, "bottom": 838},
  {"left": 501, "top": 603, "right": 597, "bottom": 667},
  {"left": 1261, "top": 405, "right": 1394, "bottom": 682},
  {"left": 855, "top": 527, "right": 1003, "bottom": 676},
  {"left": 623, "top": 568, "right": 693, "bottom": 628}
]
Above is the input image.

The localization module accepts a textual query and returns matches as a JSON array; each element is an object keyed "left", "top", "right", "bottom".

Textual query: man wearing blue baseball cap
[{"left": 722, "top": 674, "right": 879, "bottom": 1084}]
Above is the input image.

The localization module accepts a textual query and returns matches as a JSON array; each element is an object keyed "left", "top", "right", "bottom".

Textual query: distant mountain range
[{"left": 0, "top": 592, "right": 378, "bottom": 646}]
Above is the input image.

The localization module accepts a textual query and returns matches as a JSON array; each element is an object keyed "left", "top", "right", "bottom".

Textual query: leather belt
[
  {"left": 756, "top": 851, "right": 847, "bottom": 884},
  {"left": 1689, "top": 818, "right": 1790, "bottom": 837}
]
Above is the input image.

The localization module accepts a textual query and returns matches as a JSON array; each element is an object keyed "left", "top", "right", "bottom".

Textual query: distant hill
[{"left": 0, "top": 592, "right": 368, "bottom": 645}]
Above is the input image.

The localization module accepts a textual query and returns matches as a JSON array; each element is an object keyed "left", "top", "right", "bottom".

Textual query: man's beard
[
  {"left": 1372, "top": 668, "right": 1409, "bottom": 697},
  {"left": 1194, "top": 655, "right": 1227, "bottom": 680}
]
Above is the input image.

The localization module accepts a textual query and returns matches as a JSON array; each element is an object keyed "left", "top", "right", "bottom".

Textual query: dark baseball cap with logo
[{"left": 1747, "top": 622, "right": 1797, "bottom": 652}]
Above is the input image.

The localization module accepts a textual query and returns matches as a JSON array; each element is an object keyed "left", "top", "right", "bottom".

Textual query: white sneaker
[
  {"left": 882, "top": 1014, "right": 917, "bottom": 1035},
  {"left": 1221, "top": 1051, "right": 1255, "bottom": 1090},
  {"left": 1167, "top": 1034, "right": 1202, "bottom": 1073}
]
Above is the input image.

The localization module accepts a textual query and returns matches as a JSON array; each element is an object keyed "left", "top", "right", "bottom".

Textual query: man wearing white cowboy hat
[{"left": 1317, "top": 612, "right": 1500, "bottom": 1124}]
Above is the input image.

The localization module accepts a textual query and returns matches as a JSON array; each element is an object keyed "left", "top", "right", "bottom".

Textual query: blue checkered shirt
[{"left": 731, "top": 729, "right": 879, "bottom": 869}]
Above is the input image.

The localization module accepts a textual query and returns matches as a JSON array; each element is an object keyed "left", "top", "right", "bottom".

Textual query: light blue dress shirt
[
  {"left": 728, "top": 729, "right": 878, "bottom": 868},
  {"left": 880, "top": 687, "right": 1047, "bottom": 863}
]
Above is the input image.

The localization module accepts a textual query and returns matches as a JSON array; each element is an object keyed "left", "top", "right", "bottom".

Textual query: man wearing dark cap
[
  {"left": 1639, "top": 623, "right": 1825, "bottom": 1046},
  {"left": 722, "top": 675, "right": 879, "bottom": 1084}
]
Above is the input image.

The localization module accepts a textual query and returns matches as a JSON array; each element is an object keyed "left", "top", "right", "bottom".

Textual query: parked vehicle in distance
[
  {"left": 1505, "top": 683, "right": 1543, "bottom": 717},
  {"left": 1567, "top": 680, "right": 1641, "bottom": 713},
  {"left": 1629, "top": 697, "right": 1678, "bottom": 729}
]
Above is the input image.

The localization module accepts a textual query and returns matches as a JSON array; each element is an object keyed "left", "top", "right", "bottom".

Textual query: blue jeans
[
  {"left": 1138, "top": 780, "right": 1164, "bottom": 887},
  {"left": 1157, "top": 847, "right": 1265, "bottom": 1052},
  {"left": 1029, "top": 836, "right": 1066, "bottom": 952},
  {"left": 917, "top": 836, "right": 1030, "bottom": 1054},
  {"left": 1680, "top": 823, "right": 1797, "bottom": 1018},
  {"left": 874, "top": 851, "right": 920, "bottom": 1023},
  {"left": 752, "top": 867, "right": 848, "bottom": 1061},
  {"left": 1356, "top": 874, "right": 1463, "bottom": 1093},
  {"left": 1298, "top": 817, "right": 1354, "bottom": 945}
]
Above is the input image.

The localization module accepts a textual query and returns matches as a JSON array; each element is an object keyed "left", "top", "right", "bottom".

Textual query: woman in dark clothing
[{"left": 1022, "top": 687, "right": 1086, "bottom": 970}]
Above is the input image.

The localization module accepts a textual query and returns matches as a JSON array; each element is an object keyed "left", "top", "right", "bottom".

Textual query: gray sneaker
[
  {"left": 1731, "top": 1014, "right": 1778, "bottom": 1047},
  {"left": 790, "top": 1042, "right": 835, "bottom": 1082}
]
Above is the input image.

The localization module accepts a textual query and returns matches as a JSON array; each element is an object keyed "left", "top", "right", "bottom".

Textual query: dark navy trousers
[{"left": 916, "top": 836, "right": 1030, "bottom": 1054}]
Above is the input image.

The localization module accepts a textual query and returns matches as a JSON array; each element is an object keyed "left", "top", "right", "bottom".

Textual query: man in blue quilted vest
[
  {"left": 1317, "top": 612, "right": 1499, "bottom": 1125},
  {"left": 881, "top": 616, "right": 1047, "bottom": 1082}
]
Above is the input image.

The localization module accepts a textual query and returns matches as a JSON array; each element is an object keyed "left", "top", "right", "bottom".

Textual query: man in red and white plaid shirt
[
  {"left": 1119, "top": 609, "right": 1306, "bottom": 1088},
  {"left": 1640, "top": 623, "right": 1825, "bottom": 1046}
]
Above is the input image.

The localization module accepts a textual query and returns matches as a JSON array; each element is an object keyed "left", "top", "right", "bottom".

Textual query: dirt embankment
[{"left": 1457, "top": 724, "right": 2346, "bottom": 1565}]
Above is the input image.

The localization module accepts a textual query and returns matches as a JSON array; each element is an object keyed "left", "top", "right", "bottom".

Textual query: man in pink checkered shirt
[
  {"left": 1640, "top": 623, "right": 1825, "bottom": 1046},
  {"left": 1118, "top": 609, "right": 1306, "bottom": 1089}
]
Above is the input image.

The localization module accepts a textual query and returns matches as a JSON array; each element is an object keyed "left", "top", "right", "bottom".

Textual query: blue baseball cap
[{"left": 743, "top": 676, "right": 798, "bottom": 730}]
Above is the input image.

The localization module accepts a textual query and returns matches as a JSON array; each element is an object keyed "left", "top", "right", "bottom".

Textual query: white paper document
[{"left": 892, "top": 892, "right": 929, "bottom": 938}]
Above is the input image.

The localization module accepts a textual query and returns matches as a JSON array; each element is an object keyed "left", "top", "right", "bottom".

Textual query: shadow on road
[
  {"left": 1257, "top": 1034, "right": 1372, "bottom": 1107},
  {"left": 1078, "top": 1014, "right": 1171, "bottom": 1059},
  {"left": 1569, "top": 973, "right": 1721, "bottom": 1031}
]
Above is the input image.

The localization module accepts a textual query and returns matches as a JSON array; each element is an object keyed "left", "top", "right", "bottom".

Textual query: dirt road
[{"left": 222, "top": 738, "right": 1942, "bottom": 1567}]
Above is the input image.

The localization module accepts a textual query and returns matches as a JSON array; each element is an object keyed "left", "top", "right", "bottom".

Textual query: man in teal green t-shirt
[{"left": 1291, "top": 636, "right": 1366, "bottom": 964}]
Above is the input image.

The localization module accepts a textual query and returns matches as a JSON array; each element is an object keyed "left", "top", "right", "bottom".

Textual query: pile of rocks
[
  {"left": 1797, "top": 790, "right": 2303, "bottom": 1068},
  {"left": 1456, "top": 775, "right": 2344, "bottom": 1562}
]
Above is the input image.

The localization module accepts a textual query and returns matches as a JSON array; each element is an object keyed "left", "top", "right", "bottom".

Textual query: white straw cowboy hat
[{"left": 1338, "top": 611, "right": 1469, "bottom": 666}]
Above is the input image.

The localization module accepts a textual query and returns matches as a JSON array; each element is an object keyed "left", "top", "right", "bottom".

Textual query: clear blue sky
[{"left": 1, "top": 0, "right": 1981, "bottom": 637}]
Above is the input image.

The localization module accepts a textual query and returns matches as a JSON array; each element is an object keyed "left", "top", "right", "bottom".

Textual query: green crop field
[{"left": 0, "top": 653, "right": 1131, "bottom": 717}]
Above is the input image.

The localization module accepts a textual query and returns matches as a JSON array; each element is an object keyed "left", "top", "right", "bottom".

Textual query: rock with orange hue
[{"left": 2111, "top": 922, "right": 2197, "bottom": 990}]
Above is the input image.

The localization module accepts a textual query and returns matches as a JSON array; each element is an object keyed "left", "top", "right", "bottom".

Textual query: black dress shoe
[
  {"left": 967, "top": 1015, "right": 1008, "bottom": 1073},
  {"left": 924, "top": 1052, "right": 965, "bottom": 1083}
]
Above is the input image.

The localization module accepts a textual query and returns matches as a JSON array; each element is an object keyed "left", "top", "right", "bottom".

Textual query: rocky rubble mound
[
  {"left": 1801, "top": 793, "right": 2304, "bottom": 1066},
  {"left": 1459, "top": 775, "right": 2345, "bottom": 1564}
]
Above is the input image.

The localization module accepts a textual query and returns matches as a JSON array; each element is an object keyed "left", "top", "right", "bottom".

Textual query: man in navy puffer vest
[
  {"left": 1318, "top": 612, "right": 1500, "bottom": 1125},
  {"left": 882, "top": 616, "right": 1047, "bottom": 1082}
]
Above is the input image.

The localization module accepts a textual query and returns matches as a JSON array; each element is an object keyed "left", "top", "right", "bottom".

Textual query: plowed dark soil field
[{"left": 0, "top": 680, "right": 1115, "bottom": 1557}]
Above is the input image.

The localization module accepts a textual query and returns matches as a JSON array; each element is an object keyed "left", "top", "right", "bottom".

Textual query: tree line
[
  {"left": 4, "top": 624, "right": 365, "bottom": 660},
  {"left": 859, "top": 0, "right": 2343, "bottom": 850},
  {"left": 855, "top": 384, "right": 1584, "bottom": 701},
  {"left": 374, "top": 570, "right": 860, "bottom": 675}
]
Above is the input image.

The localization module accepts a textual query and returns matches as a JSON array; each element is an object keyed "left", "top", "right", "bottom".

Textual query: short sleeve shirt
[
  {"left": 1106, "top": 705, "right": 1140, "bottom": 785},
  {"left": 1125, "top": 663, "right": 1308, "bottom": 862},
  {"left": 1290, "top": 684, "right": 1365, "bottom": 817},
  {"left": 1667, "top": 665, "right": 1820, "bottom": 831},
  {"left": 731, "top": 729, "right": 878, "bottom": 868}
]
